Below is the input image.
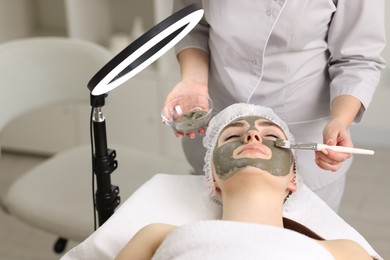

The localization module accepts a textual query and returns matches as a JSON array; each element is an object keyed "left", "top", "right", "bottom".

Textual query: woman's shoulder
[
  {"left": 137, "top": 223, "right": 177, "bottom": 246},
  {"left": 316, "top": 239, "right": 373, "bottom": 260},
  {"left": 115, "top": 223, "right": 177, "bottom": 260},
  {"left": 139, "top": 223, "right": 177, "bottom": 233}
]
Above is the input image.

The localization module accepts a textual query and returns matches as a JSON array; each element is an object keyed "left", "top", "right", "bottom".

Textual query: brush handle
[{"left": 317, "top": 144, "right": 375, "bottom": 155}]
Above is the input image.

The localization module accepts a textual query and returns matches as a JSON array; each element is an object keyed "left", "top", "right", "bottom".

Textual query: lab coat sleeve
[
  {"left": 173, "top": 0, "right": 210, "bottom": 55},
  {"left": 327, "top": 0, "right": 386, "bottom": 122}
]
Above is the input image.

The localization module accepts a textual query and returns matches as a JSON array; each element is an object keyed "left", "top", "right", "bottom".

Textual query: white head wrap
[{"left": 202, "top": 103, "right": 297, "bottom": 203}]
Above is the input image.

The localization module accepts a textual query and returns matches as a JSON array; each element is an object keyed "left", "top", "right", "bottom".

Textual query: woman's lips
[{"left": 235, "top": 144, "right": 271, "bottom": 158}]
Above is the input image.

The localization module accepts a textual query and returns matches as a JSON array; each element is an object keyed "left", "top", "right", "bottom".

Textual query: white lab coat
[{"left": 173, "top": 0, "right": 386, "bottom": 210}]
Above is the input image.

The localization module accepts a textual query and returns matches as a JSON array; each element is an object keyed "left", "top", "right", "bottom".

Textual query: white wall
[
  {"left": 0, "top": 0, "right": 187, "bottom": 160},
  {"left": 1, "top": 1, "right": 389, "bottom": 156}
]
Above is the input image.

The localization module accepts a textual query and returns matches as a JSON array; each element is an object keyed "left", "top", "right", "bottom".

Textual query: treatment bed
[{"left": 61, "top": 173, "right": 382, "bottom": 260}]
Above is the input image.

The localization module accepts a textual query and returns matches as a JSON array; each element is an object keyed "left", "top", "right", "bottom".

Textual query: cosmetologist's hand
[
  {"left": 315, "top": 118, "right": 352, "bottom": 172},
  {"left": 163, "top": 80, "right": 209, "bottom": 139}
]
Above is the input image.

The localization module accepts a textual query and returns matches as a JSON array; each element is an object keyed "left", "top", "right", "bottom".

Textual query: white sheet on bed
[{"left": 62, "top": 174, "right": 382, "bottom": 260}]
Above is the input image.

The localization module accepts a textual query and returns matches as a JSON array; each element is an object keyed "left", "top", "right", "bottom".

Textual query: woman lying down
[{"left": 116, "top": 103, "right": 373, "bottom": 260}]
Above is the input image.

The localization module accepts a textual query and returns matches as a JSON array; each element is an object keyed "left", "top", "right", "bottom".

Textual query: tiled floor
[{"left": 0, "top": 147, "right": 389, "bottom": 260}]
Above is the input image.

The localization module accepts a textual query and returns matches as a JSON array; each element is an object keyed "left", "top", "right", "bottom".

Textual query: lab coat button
[{"left": 265, "top": 9, "right": 272, "bottom": 16}]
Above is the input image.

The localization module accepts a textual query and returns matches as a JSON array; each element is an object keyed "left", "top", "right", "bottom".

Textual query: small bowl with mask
[{"left": 161, "top": 95, "right": 213, "bottom": 134}]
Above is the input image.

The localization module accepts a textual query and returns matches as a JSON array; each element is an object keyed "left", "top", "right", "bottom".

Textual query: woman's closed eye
[
  {"left": 224, "top": 133, "right": 280, "bottom": 142},
  {"left": 262, "top": 133, "right": 282, "bottom": 141},
  {"left": 224, "top": 134, "right": 241, "bottom": 141}
]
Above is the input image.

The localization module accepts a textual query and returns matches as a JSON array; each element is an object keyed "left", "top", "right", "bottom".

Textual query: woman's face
[{"left": 213, "top": 116, "right": 294, "bottom": 180}]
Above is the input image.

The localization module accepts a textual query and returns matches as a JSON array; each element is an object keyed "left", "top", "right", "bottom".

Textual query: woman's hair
[
  {"left": 283, "top": 218, "right": 324, "bottom": 240},
  {"left": 202, "top": 103, "right": 298, "bottom": 203}
]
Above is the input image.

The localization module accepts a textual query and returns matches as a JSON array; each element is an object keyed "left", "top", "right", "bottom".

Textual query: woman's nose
[{"left": 244, "top": 129, "right": 262, "bottom": 144}]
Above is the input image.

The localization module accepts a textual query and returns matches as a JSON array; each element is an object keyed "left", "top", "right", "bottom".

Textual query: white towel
[
  {"left": 62, "top": 174, "right": 382, "bottom": 260},
  {"left": 153, "top": 220, "right": 334, "bottom": 260}
]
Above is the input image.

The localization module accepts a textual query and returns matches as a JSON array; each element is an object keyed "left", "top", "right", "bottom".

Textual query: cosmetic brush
[{"left": 275, "top": 139, "right": 374, "bottom": 155}]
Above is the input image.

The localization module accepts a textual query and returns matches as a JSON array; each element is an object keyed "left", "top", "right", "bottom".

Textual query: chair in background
[{"left": 0, "top": 37, "right": 191, "bottom": 254}]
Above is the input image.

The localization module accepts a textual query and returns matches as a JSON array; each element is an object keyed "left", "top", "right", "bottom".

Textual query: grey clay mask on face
[{"left": 213, "top": 116, "right": 293, "bottom": 180}]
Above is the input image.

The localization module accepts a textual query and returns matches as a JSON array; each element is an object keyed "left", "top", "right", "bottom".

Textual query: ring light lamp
[
  {"left": 87, "top": 4, "right": 204, "bottom": 227},
  {"left": 88, "top": 3, "right": 204, "bottom": 96}
]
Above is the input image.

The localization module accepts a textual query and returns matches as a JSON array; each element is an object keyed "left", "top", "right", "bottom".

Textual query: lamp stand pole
[{"left": 91, "top": 94, "right": 120, "bottom": 226}]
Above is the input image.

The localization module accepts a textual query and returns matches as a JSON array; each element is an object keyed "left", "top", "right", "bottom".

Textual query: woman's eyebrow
[
  {"left": 256, "top": 121, "right": 285, "bottom": 134},
  {"left": 226, "top": 121, "right": 245, "bottom": 128},
  {"left": 220, "top": 120, "right": 282, "bottom": 136},
  {"left": 220, "top": 121, "right": 245, "bottom": 134},
  {"left": 256, "top": 121, "right": 279, "bottom": 128}
]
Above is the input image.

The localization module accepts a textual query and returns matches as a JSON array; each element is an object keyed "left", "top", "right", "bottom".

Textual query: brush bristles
[{"left": 275, "top": 138, "right": 289, "bottom": 148}]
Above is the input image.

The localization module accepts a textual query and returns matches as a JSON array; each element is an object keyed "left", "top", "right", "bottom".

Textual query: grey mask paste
[{"left": 213, "top": 116, "right": 293, "bottom": 180}]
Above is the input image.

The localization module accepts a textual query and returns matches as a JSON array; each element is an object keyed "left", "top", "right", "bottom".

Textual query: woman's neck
[{"left": 221, "top": 190, "right": 285, "bottom": 228}]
